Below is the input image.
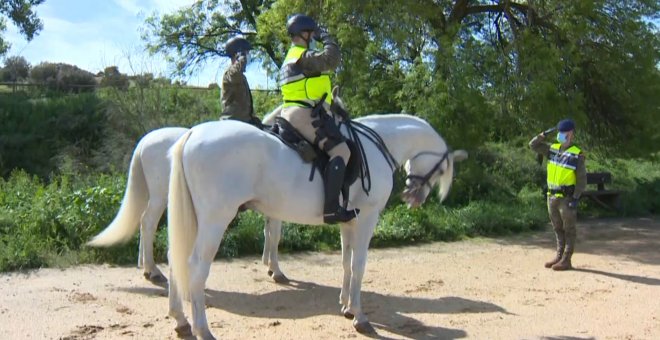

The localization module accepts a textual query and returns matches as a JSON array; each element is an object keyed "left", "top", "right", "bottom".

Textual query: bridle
[{"left": 405, "top": 150, "right": 450, "bottom": 191}]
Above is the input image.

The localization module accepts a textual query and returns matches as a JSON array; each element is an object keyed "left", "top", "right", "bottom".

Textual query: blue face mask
[{"left": 556, "top": 132, "right": 568, "bottom": 143}]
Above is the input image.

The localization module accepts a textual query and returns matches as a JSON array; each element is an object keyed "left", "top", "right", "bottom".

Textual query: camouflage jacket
[{"left": 221, "top": 55, "right": 255, "bottom": 122}]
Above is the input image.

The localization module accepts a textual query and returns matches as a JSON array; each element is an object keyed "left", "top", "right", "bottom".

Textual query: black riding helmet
[
  {"left": 225, "top": 37, "right": 251, "bottom": 58},
  {"left": 286, "top": 14, "right": 317, "bottom": 36}
]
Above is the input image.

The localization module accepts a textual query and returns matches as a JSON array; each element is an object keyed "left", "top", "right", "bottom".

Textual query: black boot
[{"left": 323, "top": 157, "right": 359, "bottom": 224}]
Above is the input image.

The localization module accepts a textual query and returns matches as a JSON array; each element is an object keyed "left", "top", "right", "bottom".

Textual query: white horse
[
  {"left": 167, "top": 114, "right": 467, "bottom": 338},
  {"left": 87, "top": 127, "right": 187, "bottom": 282},
  {"left": 88, "top": 106, "right": 288, "bottom": 283}
]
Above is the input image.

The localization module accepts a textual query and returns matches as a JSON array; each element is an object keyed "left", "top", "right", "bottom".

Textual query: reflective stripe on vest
[
  {"left": 280, "top": 45, "right": 333, "bottom": 108},
  {"left": 547, "top": 143, "right": 581, "bottom": 190}
]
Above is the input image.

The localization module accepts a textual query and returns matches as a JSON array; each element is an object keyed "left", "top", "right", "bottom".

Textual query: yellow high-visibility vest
[
  {"left": 547, "top": 143, "right": 581, "bottom": 196},
  {"left": 280, "top": 45, "right": 333, "bottom": 108}
]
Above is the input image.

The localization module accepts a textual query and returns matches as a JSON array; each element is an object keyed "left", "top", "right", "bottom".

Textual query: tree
[
  {"left": 100, "top": 66, "right": 129, "bottom": 90},
  {"left": 30, "top": 62, "right": 97, "bottom": 92},
  {"left": 142, "top": 0, "right": 277, "bottom": 77},
  {"left": 143, "top": 0, "right": 660, "bottom": 156},
  {"left": 1, "top": 55, "right": 30, "bottom": 81},
  {"left": 0, "top": 0, "right": 45, "bottom": 57}
]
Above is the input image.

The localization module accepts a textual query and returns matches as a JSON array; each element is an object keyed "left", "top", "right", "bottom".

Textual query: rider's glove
[{"left": 313, "top": 26, "right": 329, "bottom": 42}]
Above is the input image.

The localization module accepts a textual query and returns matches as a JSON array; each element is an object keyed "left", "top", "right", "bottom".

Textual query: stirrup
[{"left": 324, "top": 207, "right": 360, "bottom": 224}]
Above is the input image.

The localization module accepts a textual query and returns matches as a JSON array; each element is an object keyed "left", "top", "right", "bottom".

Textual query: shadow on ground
[
  {"left": 120, "top": 279, "right": 513, "bottom": 339},
  {"left": 493, "top": 217, "right": 660, "bottom": 265}
]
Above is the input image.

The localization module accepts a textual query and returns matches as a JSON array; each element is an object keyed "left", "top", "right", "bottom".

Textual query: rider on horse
[
  {"left": 221, "top": 36, "right": 262, "bottom": 127},
  {"left": 279, "top": 14, "right": 359, "bottom": 224}
]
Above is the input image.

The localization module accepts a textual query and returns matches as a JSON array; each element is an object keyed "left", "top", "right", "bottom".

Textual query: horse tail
[
  {"left": 167, "top": 130, "right": 196, "bottom": 300},
  {"left": 87, "top": 140, "right": 149, "bottom": 247}
]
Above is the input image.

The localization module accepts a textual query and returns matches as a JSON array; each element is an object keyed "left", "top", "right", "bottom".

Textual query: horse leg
[
  {"left": 262, "top": 218, "right": 288, "bottom": 283},
  {"left": 140, "top": 199, "right": 166, "bottom": 283},
  {"left": 168, "top": 257, "right": 192, "bottom": 337},
  {"left": 190, "top": 218, "right": 230, "bottom": 340},
  {"left": 347, "top": 214, "right": 378, "bottom": 334},
  {"left": 339, "top": 223, "right": 355, "bottom": 318}
]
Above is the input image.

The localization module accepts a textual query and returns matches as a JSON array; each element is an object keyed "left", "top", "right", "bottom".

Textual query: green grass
[{"left": 1, "top": 89, "right": 658, "bottom": 272}]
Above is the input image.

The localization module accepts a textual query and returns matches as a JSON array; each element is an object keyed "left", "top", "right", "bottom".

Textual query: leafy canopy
[{"left": 0, "top": 0, "right": 45, "bottom": 57}]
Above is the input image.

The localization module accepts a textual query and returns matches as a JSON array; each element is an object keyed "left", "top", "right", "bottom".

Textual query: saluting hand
[{"left": 313, "top": 26, "right": 329, "bottom": 42}]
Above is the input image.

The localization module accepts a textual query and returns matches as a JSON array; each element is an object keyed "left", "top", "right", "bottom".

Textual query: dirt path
[{"left": 1, "top": 217, "right": 659, "bottom": 339}]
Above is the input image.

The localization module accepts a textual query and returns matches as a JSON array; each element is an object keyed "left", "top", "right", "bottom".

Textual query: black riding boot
[{"left": 323, "top": 157, "right": 359, "bottom": 224}]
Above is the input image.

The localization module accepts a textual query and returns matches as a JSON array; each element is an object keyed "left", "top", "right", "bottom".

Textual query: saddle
[{"left": 269, "top": 117, "right": 362, "bottom": 209}]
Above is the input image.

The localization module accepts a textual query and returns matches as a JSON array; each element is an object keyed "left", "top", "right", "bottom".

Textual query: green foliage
[
  {"left": 2, "top": 1, "right": 660, "bottom": 273},
  {"left": 586, "top": 156, "right": 660, "bottom": 216},
  {"left": 29, "top": 62, "right": 97, "bottom": 93},
  {"left": 0, "top": 92, "right": 104, "bottom": 178},
  {"left": 1, "top": 55, "right": 30, "bottom": 81},
  {"left": 1, "top": 143, "right": 659, "bottom": 272},
  {"left": 0, "top": 0, "right": 44, "bottom": 56},
  {"left": 99, "top": 66, "right": 129, "bottom": 90},
  {"left": 0, "top": 170, "right": 131, "bottom": 271}
]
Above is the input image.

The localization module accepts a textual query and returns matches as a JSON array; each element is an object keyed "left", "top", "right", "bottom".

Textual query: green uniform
[
  {"left": 221, "top": 55, "right": 257, "bottom": 123},
  {"left": 529, "top": 135, "right": 586, "bottom": 270}
]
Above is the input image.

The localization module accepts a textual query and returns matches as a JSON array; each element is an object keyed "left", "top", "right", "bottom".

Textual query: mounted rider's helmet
[
  {"left": 286, "top": 14, "right": 317, "bottom": 36},
  {"left": 225, "top": 37, "right": 252, "bottom": 58}
]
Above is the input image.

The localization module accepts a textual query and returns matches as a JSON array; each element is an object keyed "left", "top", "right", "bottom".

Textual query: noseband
[{"left": 405, "top": 150, "right": 450, "bottom": 191}]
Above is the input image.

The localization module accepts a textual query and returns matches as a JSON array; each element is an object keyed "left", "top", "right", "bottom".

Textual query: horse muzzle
[{"left": 402, "top": 186, "right": 426, "bottom": 208}]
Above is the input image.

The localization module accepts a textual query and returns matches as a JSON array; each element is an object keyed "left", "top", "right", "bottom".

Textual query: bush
[
  {"left": 0, "top": 92, "right": 104, "bottom": 177},
  {"left": 1, "top": 147, "right": 658, "bottom": 272},
  {"left": 29, "top": 62, "right": 96, "bottom": 93}
]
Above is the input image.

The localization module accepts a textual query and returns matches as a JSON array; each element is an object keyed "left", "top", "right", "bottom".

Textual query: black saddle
[{"left": 270, "top": 117, "right": 361, "bottom": 192}]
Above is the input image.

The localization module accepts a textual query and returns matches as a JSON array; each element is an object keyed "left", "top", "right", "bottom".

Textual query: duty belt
[{"left": 548, "top": 185, "right": 575, "bottom": 197}]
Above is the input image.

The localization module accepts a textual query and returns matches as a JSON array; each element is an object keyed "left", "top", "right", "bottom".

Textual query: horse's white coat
[
  {"left": 87, "top": 127, "right": 188, "bottom": 281},
  {"left": 87, "top": 106, "right": 287, "bottom": 283},
  {"left": 167, "top": 114, "right": 466, "bottom": 338}
]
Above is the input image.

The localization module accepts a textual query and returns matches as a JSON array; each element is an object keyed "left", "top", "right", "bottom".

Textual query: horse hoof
[
  {"left": 343, "top": 311, "right": 354, "bottom": 319},
  {"left": 272, "top": 273, "right": 290, "bottom": 284},
  {"left": 267, "top": 270, "right": 273, "bottom": 276},
  {"left": 149, "top": 274, "right": 168, "bottom": 284},
  {"left": 354, "top": 321, "right": 376, "bottom": 334},
  {"left": 144, "top": 272, "right": 168, "bottom": 285},
  {"left": 175, "top": 323, "right": 192, "bottom": 337}
]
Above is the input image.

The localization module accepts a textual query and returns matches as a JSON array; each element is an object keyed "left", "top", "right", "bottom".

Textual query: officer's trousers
[
  {"left": 280, "top": 106, "right": 350, "bottom": 163},
  {"left": 547, "top": 196, "right": 577, "bottom": 239}
]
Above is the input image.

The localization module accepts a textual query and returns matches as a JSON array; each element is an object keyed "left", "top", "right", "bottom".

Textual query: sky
[{"left": 5, "top": 0, "right": 270, "bottom": 88}]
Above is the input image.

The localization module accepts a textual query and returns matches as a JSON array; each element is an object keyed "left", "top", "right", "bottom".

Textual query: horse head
[{"left": 402, "top": 149, "right": 468, "bottom": 208}]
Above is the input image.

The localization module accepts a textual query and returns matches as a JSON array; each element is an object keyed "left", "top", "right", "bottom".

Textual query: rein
[
  {"left": 342, "top": 119, "right": 399, "bottom": 196},
  {"left": 405, "top": 150, "right": 450, "bottom": 190}
]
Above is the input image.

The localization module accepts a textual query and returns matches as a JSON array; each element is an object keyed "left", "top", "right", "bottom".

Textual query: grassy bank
[{"left": 2, "top": 144, "right": 656, "bottom": 272}]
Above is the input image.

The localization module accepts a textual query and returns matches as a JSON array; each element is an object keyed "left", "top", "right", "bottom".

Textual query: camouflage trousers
[
  {"left": 280, "top": 106, "right": 351, "bottom": 164},
  {"left": 547, "top": 196, "right": 577, "bottom": 239}
]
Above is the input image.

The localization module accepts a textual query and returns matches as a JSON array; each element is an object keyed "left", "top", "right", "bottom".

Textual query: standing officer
[
  {"left": 220, "top": 36, "right": 261, "bottom": 127},
  {"left": 279, "top": 14, "right": 358, "bottom": 224},
  {"left": 529, "top": 119, "right": 587, "bottom": 270}
]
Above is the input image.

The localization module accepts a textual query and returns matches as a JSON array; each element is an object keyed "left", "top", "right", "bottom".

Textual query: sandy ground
[{"left": 1, "top": 217, "right": 659, "bottom": 340}]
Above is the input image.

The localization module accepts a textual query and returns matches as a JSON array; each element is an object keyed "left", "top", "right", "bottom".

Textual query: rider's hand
[
  {"left": 314, "top": 26, "right": 329, "bottom": 42},
  {"left": 567, "top": 198, "right": 579, "bottom": 209},
  {"left": 236, "top": 51, "right": 247, "bottom": 62}
]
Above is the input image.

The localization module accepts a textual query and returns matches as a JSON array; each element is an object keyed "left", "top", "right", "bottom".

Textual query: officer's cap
[{"left": 557, "top": 119, "right": 575, "bottom": 132}]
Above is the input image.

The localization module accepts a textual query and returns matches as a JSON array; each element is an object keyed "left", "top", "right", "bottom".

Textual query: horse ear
[{"left": 452, "top": 150, "right": 468, "bottom": 162}]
